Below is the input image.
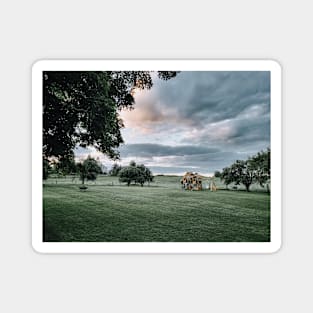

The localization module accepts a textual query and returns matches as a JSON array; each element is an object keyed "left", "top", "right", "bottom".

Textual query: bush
[
  {"left": 119, "top": 166, "right": 142, "bottom": 186},
  {"left": 119, "top": 162, "right": 154, "bottom": 186}
]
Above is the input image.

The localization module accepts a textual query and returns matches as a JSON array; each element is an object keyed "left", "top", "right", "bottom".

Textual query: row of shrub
[{"left": 43, "top": 157, "right": 153, "bottom": 187}]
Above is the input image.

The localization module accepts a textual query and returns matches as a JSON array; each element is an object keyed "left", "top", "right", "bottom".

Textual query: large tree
[
  {"left": 221, "top": 149, "right": 271, "bottom": 192},
  {"left": 43, "top": 71, "right": 178, "bottom": 160}
]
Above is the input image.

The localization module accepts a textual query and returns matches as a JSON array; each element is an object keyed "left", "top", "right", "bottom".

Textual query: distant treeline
[{"left": 43, "top": 157, "right": 153, "bottom": 187}]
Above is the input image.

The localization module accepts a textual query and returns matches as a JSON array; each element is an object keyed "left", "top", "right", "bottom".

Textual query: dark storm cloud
[
  {"left": 227, "top": 116, "right": 270, "bottom": 144},
  {"left": 194, "top": 113, "right": 270, "bottom": 148},
  {"left": 119, "top": 143, "right": 255, "bottom": 173},
  {"left": 119, "top": 143, "right": 219, "bottom": 158},
  {"left": 154, "top": 71, "right": 270, "bottom": 126}
]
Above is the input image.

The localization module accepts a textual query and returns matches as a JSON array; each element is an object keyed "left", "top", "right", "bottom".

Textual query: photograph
[{"left": 32, "top": 60, "right": 281, "bottom": 253}]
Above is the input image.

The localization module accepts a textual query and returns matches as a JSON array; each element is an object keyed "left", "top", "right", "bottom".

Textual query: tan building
[{"left": 181, "top": 172, "right": 203, "bottom": 191}]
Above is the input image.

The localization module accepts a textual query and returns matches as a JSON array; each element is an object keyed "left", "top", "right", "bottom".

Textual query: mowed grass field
[{"left": 43, "top": 175, "right": 270, "bottom": 242}]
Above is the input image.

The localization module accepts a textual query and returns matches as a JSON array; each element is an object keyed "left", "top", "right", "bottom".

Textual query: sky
[{"left": 75, "top": 71, "right": 270, "bottom": 176}]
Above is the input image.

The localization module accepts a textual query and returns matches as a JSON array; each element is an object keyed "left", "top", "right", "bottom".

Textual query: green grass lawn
[{"left": 43, "top": 175, "right": 270, "bottom": 242}]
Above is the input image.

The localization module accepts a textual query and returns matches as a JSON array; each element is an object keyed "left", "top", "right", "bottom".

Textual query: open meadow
[{"left": 43, "top": 175, "right": 270, "bottom": 242}]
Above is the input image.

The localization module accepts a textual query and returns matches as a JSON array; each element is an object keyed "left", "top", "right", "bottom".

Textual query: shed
[{"left": 181, "top": 172, "right": 203, "bottom": 191}]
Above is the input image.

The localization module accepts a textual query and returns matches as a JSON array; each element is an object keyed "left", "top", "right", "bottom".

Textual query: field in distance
[{"left": 43, "top": 175, "right": 270, "bottom": 242}]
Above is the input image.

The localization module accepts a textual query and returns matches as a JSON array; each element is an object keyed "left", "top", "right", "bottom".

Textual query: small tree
[
  {"left": 77, "top": 156, "right": 102, "bottom": 185},
  {"left": 119, "top": 166, "right": 141, "bottom": 186},
  {"left": 119, "top": 162, "right": 153, "bottom": 186}
]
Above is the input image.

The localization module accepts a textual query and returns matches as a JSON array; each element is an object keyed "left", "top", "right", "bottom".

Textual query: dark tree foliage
[
  {"left": 157, "top": 71, "right": 178, "bottom": 80},
  {"left": 77, "top": 156, "right": 102, "bottom": 185},
  {"left": 43, "top": 72, "right": 121, "bottom": 159},
  {"left": 221, "top": 149, "right": 271, "bottom": 192},
  {"left": 230, "top": 160, "right": 254, "bottom": 192},
  {"left": 43, "top": 71, "right": 178, "bottom": 160}
]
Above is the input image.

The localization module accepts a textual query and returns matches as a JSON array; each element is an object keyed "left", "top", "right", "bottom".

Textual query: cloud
[
  {"left": 145, "top": 151, "right": 243, "bottom": 172},
  {"left": 163, "top": 71, "right": 270, "bottom": 126},
  {"left": 75, "top": 71, "right": 271, "bottom": 175},
  {"left": 118, "top": 143, "right": 251, "bottom": 174},
  {"left": 120, "top": 71, "right": 270, "bottom": 144},
  {"left": 119, "top": 143, "right": 219, "bottom": 158},
  {"left": 185, "top": 113, "right": 270, "bottom": 149}
]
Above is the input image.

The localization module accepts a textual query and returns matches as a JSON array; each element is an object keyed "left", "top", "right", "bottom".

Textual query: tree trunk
[{"left": 245, "top": 184, "right": 250, "bottom": 192}]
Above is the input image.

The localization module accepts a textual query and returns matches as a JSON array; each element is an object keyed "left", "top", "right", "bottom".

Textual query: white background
[{"left": 0, "top": 1, "right": 311, "bottom": 312}]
